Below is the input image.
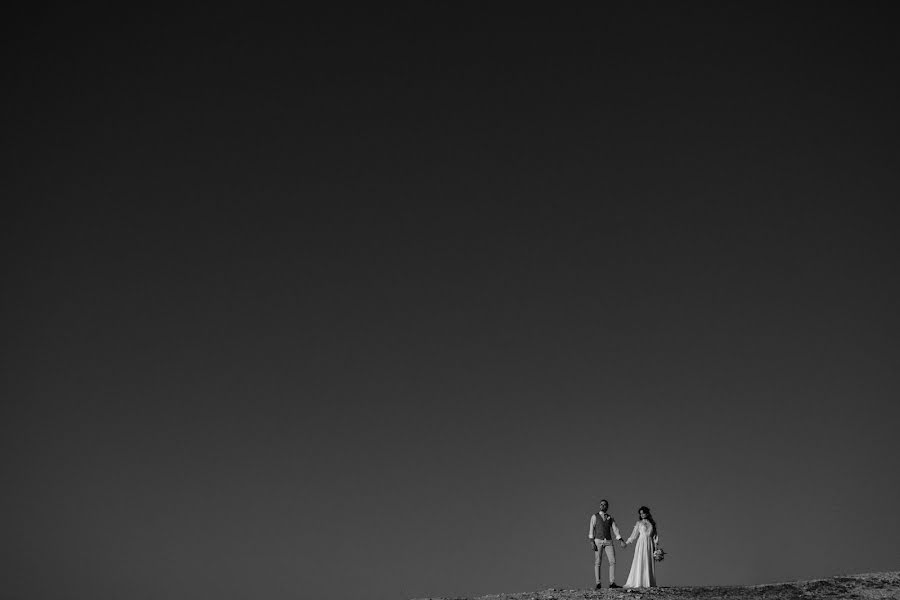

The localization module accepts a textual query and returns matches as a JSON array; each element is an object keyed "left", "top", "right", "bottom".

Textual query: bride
[{"left": 623, "top": 506, "right": 659, "bottom": 588}]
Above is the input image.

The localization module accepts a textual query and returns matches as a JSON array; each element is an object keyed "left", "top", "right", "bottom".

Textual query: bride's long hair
[{"left": 638, "top": 506, "right": 658, "bottom": 538}]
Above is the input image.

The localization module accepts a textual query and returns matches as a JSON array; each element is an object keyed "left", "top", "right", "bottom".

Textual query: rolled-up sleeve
[
  {"left": 588, "top": 514, "right": 596, "bottom": 539},
  {"left": 611, "top": 519, "right": 622, "bottom": 540}
]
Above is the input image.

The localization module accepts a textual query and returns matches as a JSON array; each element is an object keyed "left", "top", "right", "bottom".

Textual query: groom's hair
[{"left": 599, "top": 499, "right": 608, "bottom": 505}]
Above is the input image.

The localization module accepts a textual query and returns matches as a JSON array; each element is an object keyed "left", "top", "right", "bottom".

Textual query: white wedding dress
[{"left": 624, "top": 519, "right": 658, "bottom": 588}]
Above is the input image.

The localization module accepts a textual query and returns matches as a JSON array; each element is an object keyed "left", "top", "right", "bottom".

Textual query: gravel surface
[{"left": 413, "top": 572, "right": 900, "bottom": 600}]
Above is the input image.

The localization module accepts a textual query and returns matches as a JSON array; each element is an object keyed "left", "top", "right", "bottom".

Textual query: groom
[{"left": 588, "top": 499, "right": 626, "bottom": 589}]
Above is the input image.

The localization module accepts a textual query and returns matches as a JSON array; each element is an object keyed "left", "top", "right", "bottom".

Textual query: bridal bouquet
[{"left": 653, "top": 547, "right": 666, "bottom": 562}]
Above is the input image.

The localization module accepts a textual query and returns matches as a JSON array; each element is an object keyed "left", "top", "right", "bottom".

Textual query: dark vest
[{"left": 595, "top": 513, "right": 613, "bottom": 539}]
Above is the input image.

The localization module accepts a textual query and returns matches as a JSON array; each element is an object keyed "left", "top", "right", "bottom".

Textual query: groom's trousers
[{"left": 593, "top": 541, "right": 616, "bottom": 584}]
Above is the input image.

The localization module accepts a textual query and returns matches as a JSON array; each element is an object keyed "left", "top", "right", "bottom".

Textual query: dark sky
[{"left": 3, "top": 5, "right": 899, "bottom": 600}]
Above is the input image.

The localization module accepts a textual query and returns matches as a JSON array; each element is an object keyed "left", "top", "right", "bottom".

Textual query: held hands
[{"left": 619, "top": 540, "right": 627, "bottom": 549}]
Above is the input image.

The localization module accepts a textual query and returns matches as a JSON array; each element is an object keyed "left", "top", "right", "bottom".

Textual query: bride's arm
[{"left": 625, "top": 522, "right": 640, "bottom": 545}]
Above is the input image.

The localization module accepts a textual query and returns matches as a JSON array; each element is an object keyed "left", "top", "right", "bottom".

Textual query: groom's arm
[
  {"left": 611, "top": 519, "right": 623, "bottom": 541},
  {"left": 588, "top": 514, "right": 597, "bottom": 549},
  {"left": 612, "top": 519, "right": 626, "bottom": 547}
]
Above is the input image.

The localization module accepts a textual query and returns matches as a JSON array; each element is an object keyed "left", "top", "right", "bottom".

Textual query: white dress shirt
[{"left": 588, "top": 511, "right": 623, "bottom": 541}]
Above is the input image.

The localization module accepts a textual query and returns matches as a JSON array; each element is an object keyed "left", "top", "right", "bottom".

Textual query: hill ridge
[{"left": 413, "top": 571, "right": 900, "bottom": 600}]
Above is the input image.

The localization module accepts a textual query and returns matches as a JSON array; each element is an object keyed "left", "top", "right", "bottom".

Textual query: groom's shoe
[
  {"left": 595, "top": 583, "right": 602, "bottom": 590},
  {"left": 609, "top": 583, "right": 621, "bottom": 588}
]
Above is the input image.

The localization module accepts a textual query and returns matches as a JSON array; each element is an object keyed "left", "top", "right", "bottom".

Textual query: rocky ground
[{"left": 414, "top": 572, "right": 900, "bottom": 600}]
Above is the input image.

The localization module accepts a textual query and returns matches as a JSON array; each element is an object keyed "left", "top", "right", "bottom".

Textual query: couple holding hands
[{"left": 588, "top": 499, "right": 663, "bottom": 590}]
